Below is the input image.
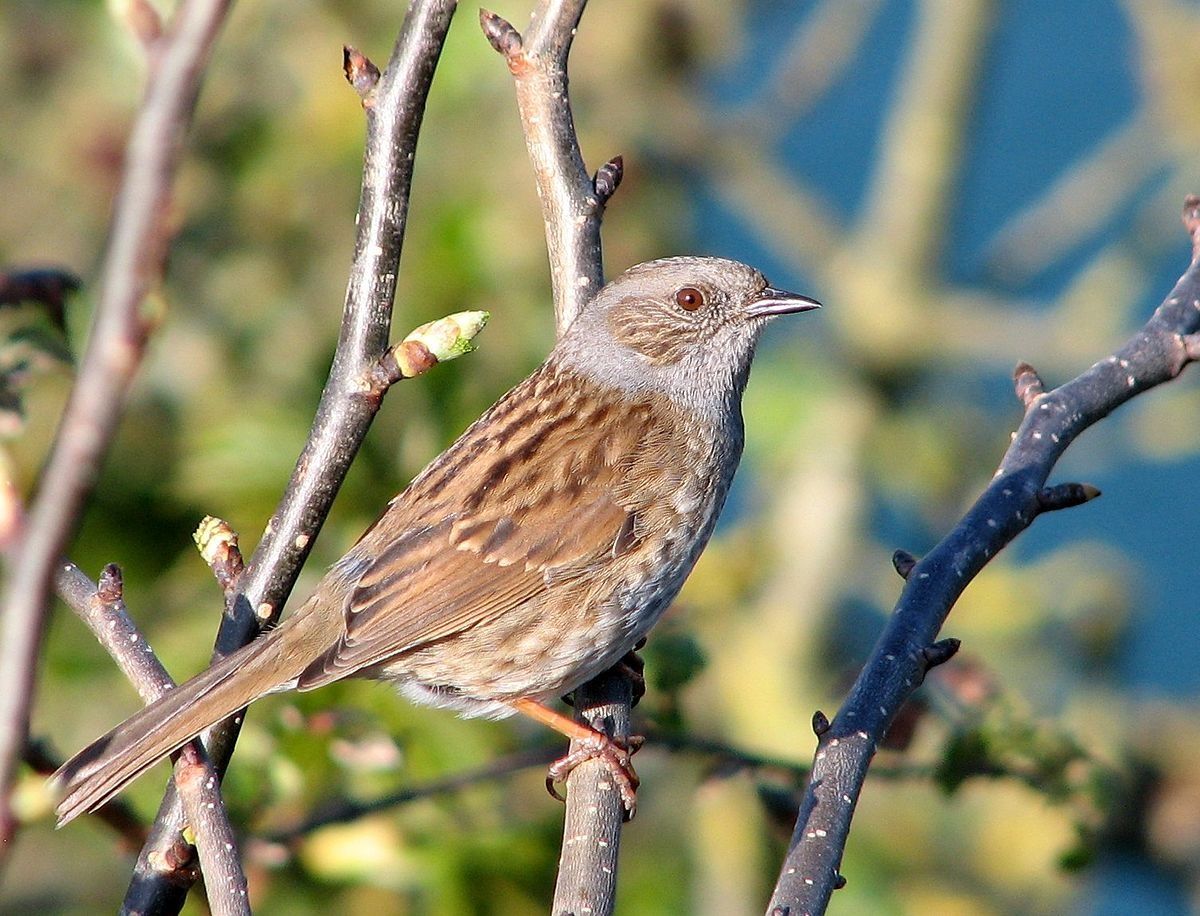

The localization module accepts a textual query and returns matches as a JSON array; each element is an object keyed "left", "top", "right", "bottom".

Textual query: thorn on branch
[
  {"left": 193, "top": 516, "right": 245, "bottom": 594},
  {"left": 1036, "top": 482, "right": 1101, "bottom": 513},
  {"left": 479, "top": 9, "right": 523, "bottom": 60},
  {"left": 812, "top": 710, "right": 830, "bottom": 736},
  {"left": 891, "top": 549, "right": 917, "bottom": 579},
  {"left": 593, "top": 155, "right": 624, "bottom": 206},
  {"left": 833, "top": 873, "right": 848, "bottom": 890},
  {"left": 921, "top": 638, "right": 961, "bottom": 671},
  {"left": 1013, "top": 361, "right": 1046, "bottom": 408},
  {"left": 343, "top": 46, "right": 380, "bottom": 105}
]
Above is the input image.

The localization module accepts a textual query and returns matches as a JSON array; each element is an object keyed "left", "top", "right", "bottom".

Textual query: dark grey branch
[
  {"left": 767, "top": 195, "right": 1200, "bottom": 915},
  {"left": 119, "top": 2, "right": 458, "bottom": 911},
  {"left": 257, "top": 746, "right": 560, "bottom": 848},
  {"left": 0, "top": 0, "right": 232, "bottom": 858},
  {"left": 23, "top": 739, "right": 146, "bottom": 850}
]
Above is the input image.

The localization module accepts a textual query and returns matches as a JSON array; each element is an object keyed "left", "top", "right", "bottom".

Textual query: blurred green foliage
[{"left": 5, "top": 1, "right": 1200, "bottom": 914}]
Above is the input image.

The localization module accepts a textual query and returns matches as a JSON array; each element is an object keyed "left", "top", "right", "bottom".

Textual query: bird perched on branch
[{"left": 52, "top": 256, "right": 820, "bottom": 823}]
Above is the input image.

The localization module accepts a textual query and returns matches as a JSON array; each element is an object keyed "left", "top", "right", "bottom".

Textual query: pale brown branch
[
  {"left": 53, "top": 561, "right": 247, "bottom": 915},
  {"left": 481, "top": 2, "right": 636, "bottom": 911},
  {"left": 0, "top": 0, "right": 232, "bottom": 863},
  {"left": 481, "top": 1, "right": 602, "bottom": 334},
  {"left": 552, "top": 669, "right": 631, "bottom": 916}
]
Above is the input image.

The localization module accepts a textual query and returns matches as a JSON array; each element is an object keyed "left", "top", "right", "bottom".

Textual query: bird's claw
[{"left": 545, "top": 732, "right": 645, "bottom": 819}]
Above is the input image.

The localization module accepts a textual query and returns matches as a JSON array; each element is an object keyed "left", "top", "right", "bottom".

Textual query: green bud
[{"left": 402, "top": 310, "right": 490, "bottom": 363}]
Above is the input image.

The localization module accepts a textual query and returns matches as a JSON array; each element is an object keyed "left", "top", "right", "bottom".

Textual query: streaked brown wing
[{"left": 296, "top": 365, "right": 653, "bottom": 690}]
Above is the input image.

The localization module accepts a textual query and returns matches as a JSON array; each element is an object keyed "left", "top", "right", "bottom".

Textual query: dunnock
[{"left": 52, "top": 256, "right": 819, "bottom": 824}]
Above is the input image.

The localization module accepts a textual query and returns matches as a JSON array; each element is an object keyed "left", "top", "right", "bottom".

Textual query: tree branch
[
  {"left": 0, "top": 0, "right": 232, "bottom": 859},
  {"left": 480, "top": 1, "right": 605, "bottom": 334},
  {"left": 481, "top": 4, "right": 634, "bottom": 912},
  {"left": 54, "top": 562, "right": 248, "bottom": 916},
  {"left": 118, "top": 2, "right": 458, "bottom": 911},
  {"left": 767, "top": 195, "right": 1200, "bottom": 914},
  {"left": 256, "top": 746, "right": 560, "bottom": 849},
  {"left": 24, "top": 738, "right": 147, "bottom": 850},
  {"left": 552, "top": 669, "right": 631, "bottom": 916}
]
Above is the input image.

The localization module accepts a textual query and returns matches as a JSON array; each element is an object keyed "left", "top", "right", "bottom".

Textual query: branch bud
[{"left": 396, "top": 310, "right": 490, "bottom": 376}]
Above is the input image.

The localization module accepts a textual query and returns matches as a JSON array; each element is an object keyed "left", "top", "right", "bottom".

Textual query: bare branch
[
  {"left": 552, "top": 668, "right": 632, "bottom": 916},
  {"left": 481, "top": 1, "right": 603, "bottom": 333},
  {"left": 256, "top": 746, "right": 559, "bottom": 849},
  {"left": 58, "top": 562, "right": 175, "bottom": 700},
  {"left": 0, "top": 0, "right": 232, "bottom": 856},
  {"left": 24, "top": 739, "right": 147, "bottom": 849},
  {"left": 53, "top": 561, "right": 247, "bottom": 915},
  {"left": 767, "top": 196, "right": 1200, "bottom": 914},
  {"left": 482, "top": 1, "right": 637, "bottom": 910},
  {"left": 120, "top": 3, "right": 458, "bottom": 910}
]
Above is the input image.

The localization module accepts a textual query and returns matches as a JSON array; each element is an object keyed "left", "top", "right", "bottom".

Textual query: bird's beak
[{"left": 742, "top": 285, "right": 822, "bottom": 319}]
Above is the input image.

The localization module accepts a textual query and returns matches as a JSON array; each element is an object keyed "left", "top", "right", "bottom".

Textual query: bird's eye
[{"left": 675, "top": 286, "right": 704, "bottom": 311}]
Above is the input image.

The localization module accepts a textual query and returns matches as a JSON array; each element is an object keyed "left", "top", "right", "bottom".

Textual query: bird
[{"left": 51, "top": 256, "right": 820, "bottom": 825}]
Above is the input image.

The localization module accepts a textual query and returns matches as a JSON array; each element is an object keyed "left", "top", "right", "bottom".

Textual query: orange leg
[{"left": 512, "top": 698, "right": 643, "bottom": 816}]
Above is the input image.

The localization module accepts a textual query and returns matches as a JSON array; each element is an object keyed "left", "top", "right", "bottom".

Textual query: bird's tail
[{"left": 51, "top": 611, "right": 319, "bottom": 827}]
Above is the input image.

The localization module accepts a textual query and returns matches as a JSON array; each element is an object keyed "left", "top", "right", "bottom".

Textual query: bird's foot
[{"left": 545, "top": 730, "right": 645, "bottom": 817}]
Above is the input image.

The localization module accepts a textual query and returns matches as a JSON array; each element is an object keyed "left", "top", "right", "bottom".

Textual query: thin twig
[
  {"left": 56, "top": 562, "right": 175, "bottom": 700},
  {"left": 0, "top": 0, "right": 232, "bottom": 862},
  {"left": 120, "top": 3, "right": 458, "bottom": 911},
  {"left": 767, "top": 196, "right": 1200, "bottom": 915},
  {"left": 257, "top": 745, "right": 560, "bottom": 848},
  {"left": 24, "top": 739, "right": 148, "bottom": 849},
  {"left": 480, "top": 1, "right": 603, "bottom": 334}
]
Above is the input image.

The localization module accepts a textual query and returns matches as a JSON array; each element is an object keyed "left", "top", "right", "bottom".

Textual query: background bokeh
[{"left": 3, "top": 0, "right": 1200, "bottom": 913}]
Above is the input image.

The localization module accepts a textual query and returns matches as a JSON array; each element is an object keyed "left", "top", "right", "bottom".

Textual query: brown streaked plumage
[{"left": 51, "top": 257, "right": 820, "bottom": 824}]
